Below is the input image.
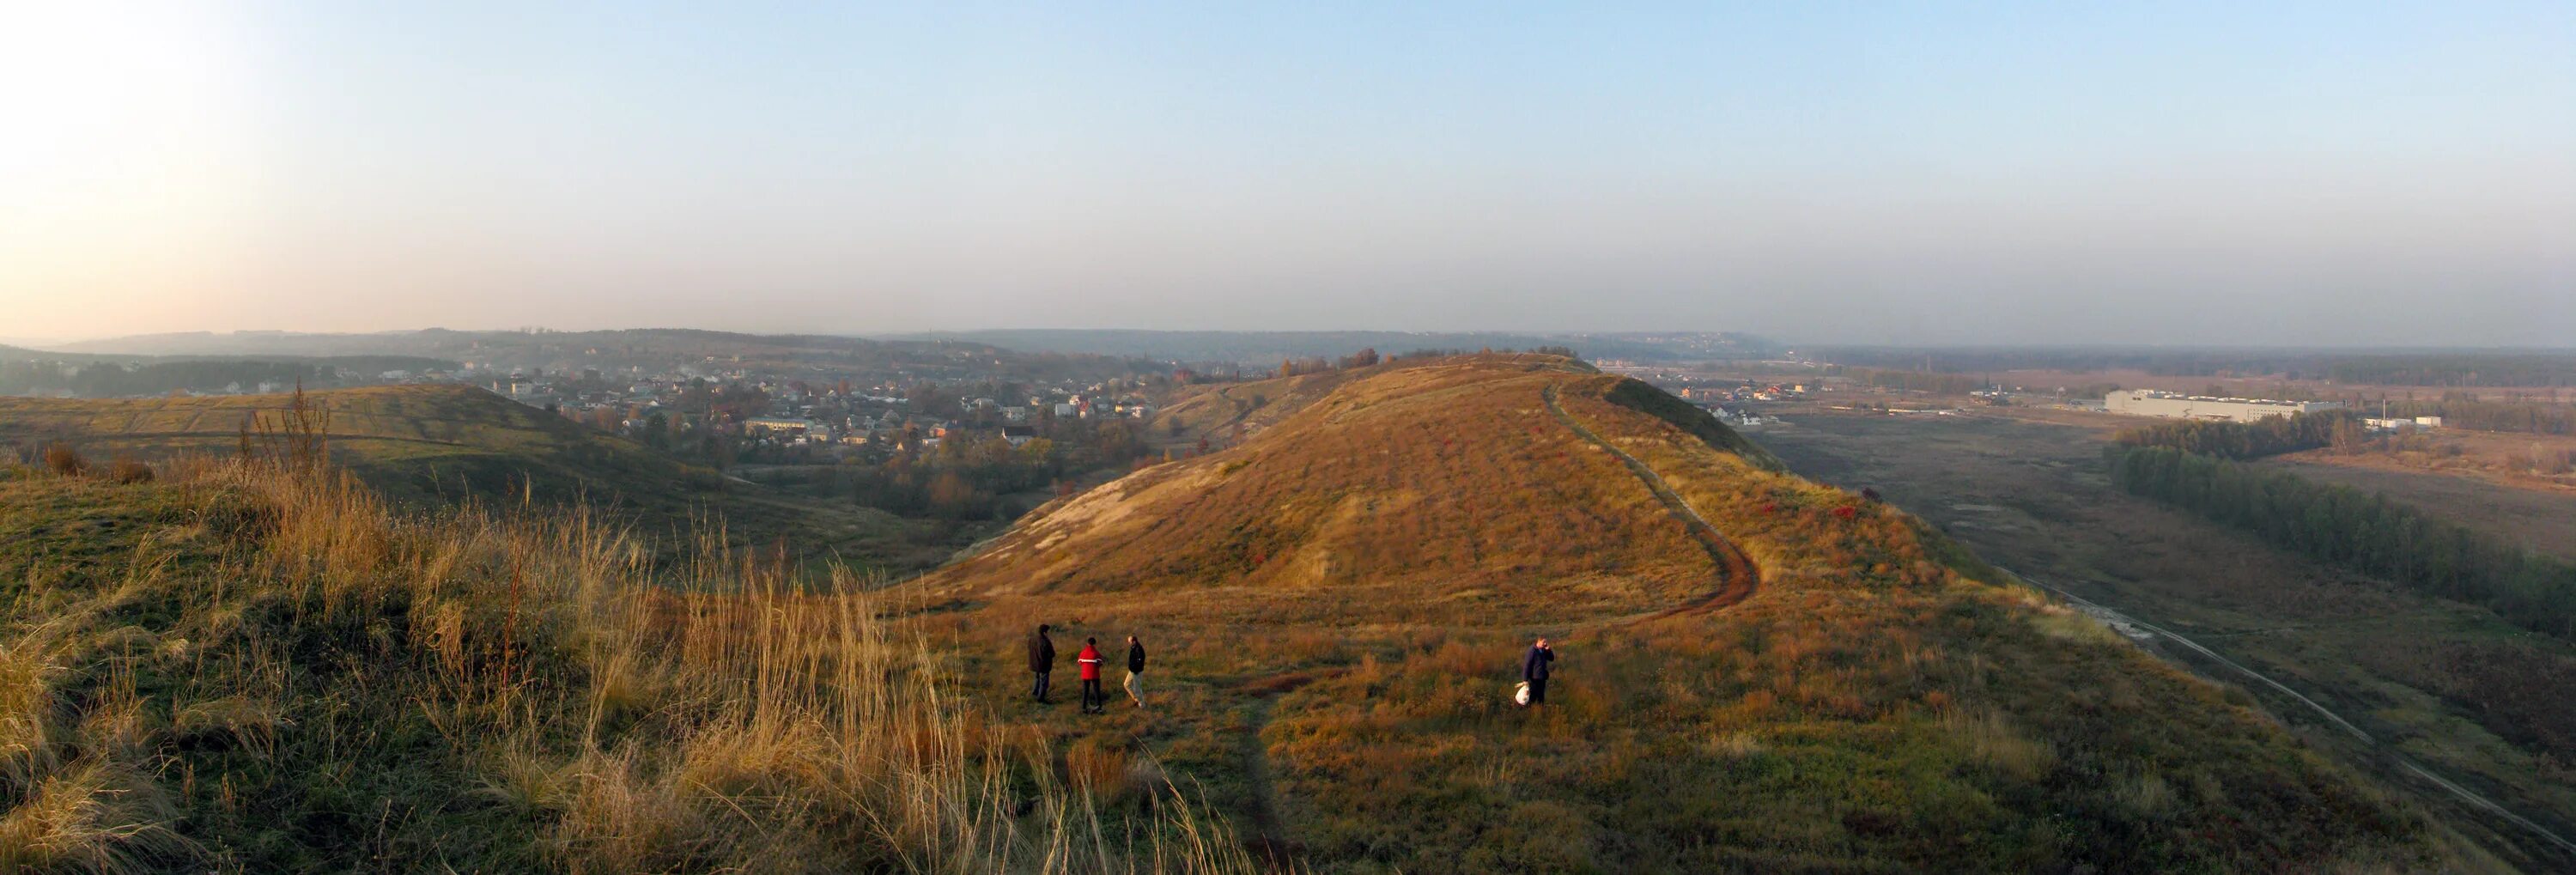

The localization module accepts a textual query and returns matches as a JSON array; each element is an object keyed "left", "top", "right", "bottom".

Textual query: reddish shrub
[{"left": 1832, "top": 506, "right": 1858, "bottom": 520}]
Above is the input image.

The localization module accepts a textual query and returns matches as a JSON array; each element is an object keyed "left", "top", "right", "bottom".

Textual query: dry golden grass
[{"left": 0, "top": 454, "right": 1263, "bottom": 872}]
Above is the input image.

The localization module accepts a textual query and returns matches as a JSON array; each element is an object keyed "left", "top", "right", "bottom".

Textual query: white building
[
  {"left": 2104, "top": 390, "right": 2343, "bottom": 423},
  {"left": 744, "top": 416, "right": 826, "bottom": 436}
]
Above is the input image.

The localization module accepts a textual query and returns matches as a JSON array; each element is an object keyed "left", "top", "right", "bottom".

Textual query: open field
[{"left": 1752, "top": 409, "right": 2576, "bottom": 871}]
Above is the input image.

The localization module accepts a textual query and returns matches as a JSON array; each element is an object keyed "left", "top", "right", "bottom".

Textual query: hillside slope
[
  {"left": 0, "top": 459, "right": 1257, "bottom": 872},
  {"left": 0, "top": 386, "right": 938, "bottom": 568},
  {"left": 908, "top": 355, "right": 2482, "bottom": 872}
]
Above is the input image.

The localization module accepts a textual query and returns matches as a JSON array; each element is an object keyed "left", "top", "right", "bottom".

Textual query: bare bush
[
  {"left": 43, "top": 443, "right": 87, "bottom": 477},
  {"left": 107, "top": 459, "right": 155, "bottom": 484}
]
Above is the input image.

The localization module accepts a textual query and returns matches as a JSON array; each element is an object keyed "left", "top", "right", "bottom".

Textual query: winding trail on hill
[{"left": 1542, "top": 385, "right": 1760, "bottom": 617}]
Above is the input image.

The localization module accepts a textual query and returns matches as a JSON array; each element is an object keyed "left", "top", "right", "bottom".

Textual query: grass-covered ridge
[
  {"left": 908, "top": 355, "right": 2476, "bottom": 872},
  {"left": 0, "top": 458, "right": 1258, "bottom": 872}
]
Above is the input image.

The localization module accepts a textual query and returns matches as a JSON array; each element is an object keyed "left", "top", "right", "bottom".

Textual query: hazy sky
[{"left": 3, "top": 3, "right": 2571, "bottom": 346}]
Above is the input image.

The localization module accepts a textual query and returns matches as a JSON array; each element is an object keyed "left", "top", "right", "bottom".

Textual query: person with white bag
[{"left": 1519, "top": 637, "right": 1555, "bottom": 706}]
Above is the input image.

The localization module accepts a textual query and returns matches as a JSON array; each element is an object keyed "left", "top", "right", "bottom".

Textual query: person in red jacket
[{"left": 1076, "top": 637, "right": 1106, "bottom": 714}]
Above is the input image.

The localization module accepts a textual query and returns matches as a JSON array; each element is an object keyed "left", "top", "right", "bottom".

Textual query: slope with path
[{"left": 1543, "top": 384, "right": 1760, "bottom": 617}]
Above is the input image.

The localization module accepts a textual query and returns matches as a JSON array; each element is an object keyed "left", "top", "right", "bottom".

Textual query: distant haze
[{"left": 3, "top": 3, "right": 2570, "bottom": 346}]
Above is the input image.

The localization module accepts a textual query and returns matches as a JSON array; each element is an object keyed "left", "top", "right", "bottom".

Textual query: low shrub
[
  {"left": 43, "top": 443, "right": 86, "bottom": 477},
  {"left": 107, "top": 459, "right": 155, "bottom": 484}
]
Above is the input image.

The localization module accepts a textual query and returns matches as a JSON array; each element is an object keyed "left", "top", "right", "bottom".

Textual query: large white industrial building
[{"left": 2103, "top": 390, "right": 2344, "bottom": 423}]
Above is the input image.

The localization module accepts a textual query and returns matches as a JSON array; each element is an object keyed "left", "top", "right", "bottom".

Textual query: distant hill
[
  {"left": 0, "top": 347, "right": 459, "bottom": 398},
  {"left": 905, "top": 354, "right": 2469, "bottom": 872},
  {"left": 0, "top": 385, "right": 944, "bottom": 568},
  {"left": 47, "top": 328, "right": 1158, "bottom": 384},
  {"left": 885, "top": 329, "right": 1777, "bottom": 365}
]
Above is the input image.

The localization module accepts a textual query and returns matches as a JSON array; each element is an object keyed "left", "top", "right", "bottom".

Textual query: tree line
[
  {"left": 2106, "top": 445, "right": 2576, "bottom": 641},
  {"left": 2363, "top": 395, "right": 2576, "bottom": 436},
  {"left": 1815, "top": 348, "right": 2576, "bottom": 386},
  {"left": 2322, "top": 355, "right": 2576, "bottom": 388},
  {"left": 2111, "top": 410, "right": 2363, "bottom": 459},
  {"left": 1841, "top": 368, "right": 1984, "bottom": 395}
]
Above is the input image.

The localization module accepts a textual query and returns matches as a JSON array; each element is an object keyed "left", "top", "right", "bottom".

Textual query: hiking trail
[{"left": 1543, "top": 384, "right": 1760, "bottom": 618}]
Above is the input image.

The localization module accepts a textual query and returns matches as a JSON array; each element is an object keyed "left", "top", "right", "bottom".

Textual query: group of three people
[{"left": 1028, "top": 624, "right": 1145, "bottom": 714}]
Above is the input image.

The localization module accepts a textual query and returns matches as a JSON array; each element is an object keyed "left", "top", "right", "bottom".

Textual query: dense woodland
[
  {"left": 2112, "top": 410, "right": 2364, "bottom": 459},
  {"left": 2107, "top": 445, "right": 2576, "bottom": 641}
]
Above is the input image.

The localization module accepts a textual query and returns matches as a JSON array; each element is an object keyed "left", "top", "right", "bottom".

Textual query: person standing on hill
[
  {"left": 1077, "top": 637, "right": 1106, "bottom": 714},
  {"left": 1123, "top": 635, "right": 1148, "bottom": 708},
  {"left": 1028, "top": 624, "right": 1057, "bottom": 703},
  {"left": 1522, "top": 637, "right": 1556, "bottom": 706}
]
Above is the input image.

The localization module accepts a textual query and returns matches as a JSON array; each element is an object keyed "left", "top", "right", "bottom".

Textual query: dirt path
[
  {"left": 1543, "top": 385, "right": 1759, "bottom": 617},
  {"left": 1230, "top": 695, "right": 1297, "bottom": 864}
]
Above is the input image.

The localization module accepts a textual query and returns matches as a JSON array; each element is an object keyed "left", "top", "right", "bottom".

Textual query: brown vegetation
[
  {"left": 902, "top": 355, "right": 2453, "bottom": 872},
  {"left": 0, "top": 457, "right": 1260, "bottom": 872}
]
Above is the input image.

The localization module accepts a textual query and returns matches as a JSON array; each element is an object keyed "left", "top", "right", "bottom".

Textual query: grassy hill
[
  {"left": 0, "top": 386, "right": 945, "bottom": 569},
  {"left": 908, "top": 355, "right": 2488, "bottom": 872}
]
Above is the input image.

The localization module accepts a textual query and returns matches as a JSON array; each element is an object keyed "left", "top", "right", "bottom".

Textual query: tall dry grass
[{"left": 2, "top": 453, "right": 1264, "bottom": 872}]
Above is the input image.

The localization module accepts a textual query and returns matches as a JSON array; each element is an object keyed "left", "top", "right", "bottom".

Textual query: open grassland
[
  {"left": 0, "top": 386, "right": 947, "bottom": 569},
  {"left": 0, "top": 457, "right": 1258, "bottom": 873},
  {"left": 902, "top": 356, "right": 2465, "bottom": 872},
  {"left": 1754, "top": 409, "right": 2576, "bottom": 871}
]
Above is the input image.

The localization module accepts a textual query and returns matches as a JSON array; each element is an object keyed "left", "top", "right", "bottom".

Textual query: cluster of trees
[
  {"left": 763, "top": 420, "right": 1151, "bottom": 520},
  {"left": 1843, "top": 368, "right": 1984, "bottom": 395},
  {"left": 1275, "top": 346, "right": 1579, "bottom": 379},
  {"left": 2107, "top": 445, "right": 2576, "bottom": 640},
  {"left": 841, "top": 435, "right": 1058, "bottom": 520},
  {"left": 1278, "top": 347, "right": 1388, "bottom": 377},
  {"left": 857, "top": 421, "right": 1152, "bottom": 520},
  {"left": 2112, "top": 410, "right": 2363, "bottom": 459}
]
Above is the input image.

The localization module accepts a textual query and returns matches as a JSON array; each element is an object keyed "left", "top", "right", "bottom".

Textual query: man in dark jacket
[
  {"left": 1029, "top": 624, "right": 1057, "bottom": 703},
  {"left": 1123, "top": 635, "right": 1148, "bottom": 708},
  {"left": 1522, "top": 636, "right": 1555, "bottom": 706}
]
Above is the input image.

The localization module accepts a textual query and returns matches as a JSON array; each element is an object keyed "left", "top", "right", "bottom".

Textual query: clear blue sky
[{"left": 3, "top": 2, "right": 2570, "bottom": 345}]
